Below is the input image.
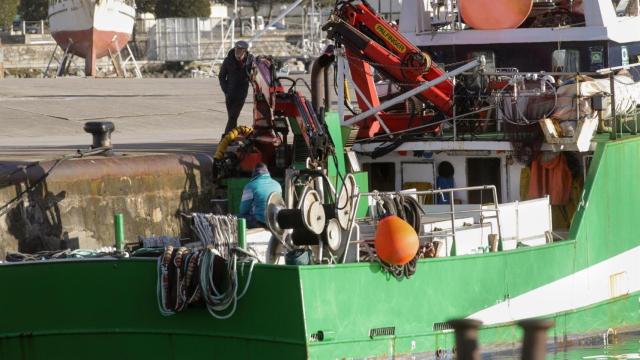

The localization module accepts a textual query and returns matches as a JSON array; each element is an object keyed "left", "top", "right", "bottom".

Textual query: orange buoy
[
  {"left": 459, "top": 0, "right": 533, "bottom": 30},
  {"left": 374, "top": 215, "right": 419, "bottom": 266}
]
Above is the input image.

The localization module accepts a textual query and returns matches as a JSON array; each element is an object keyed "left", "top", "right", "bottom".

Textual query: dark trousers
[{"left": 224, "top": 95, "right": 247, "bottom": 136}]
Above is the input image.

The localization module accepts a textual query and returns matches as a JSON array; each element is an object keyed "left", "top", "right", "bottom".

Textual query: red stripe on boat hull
[{"left": 51, "top": 28, "right": 131, "bottom": 76}]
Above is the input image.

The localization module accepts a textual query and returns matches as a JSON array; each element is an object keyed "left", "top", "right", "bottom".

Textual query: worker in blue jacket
[{"left": 239, "top": 163, "right": 282, "bottom": 228}]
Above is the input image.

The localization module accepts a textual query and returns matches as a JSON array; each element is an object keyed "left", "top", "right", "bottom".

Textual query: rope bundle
[
  {"left": 4, "top": 247, "right": 123, "bottom": 262},
  {"left": 376, "top": 193, "right": 424, "bottom": 234},
  {"left": 157, "top": 214, "right": 258, "bottom": 319}
]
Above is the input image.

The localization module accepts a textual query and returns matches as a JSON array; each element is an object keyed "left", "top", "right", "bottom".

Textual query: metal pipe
[
  {"left": 596, "top": 61, "right": 640, "bottom": 75},
  {"left": 610, "top": 72, "right": 618, "bottom": 140},
  {"left": 231, "top": 0, "right": 236, "bottom": 46},
  {"left": 453, "top": 76, "right": 457, "bottom": 141},
  {"left": 421, "top": 209, "right": 495, "bottom": 216},
  {"left": 311, "top": 58, "right": 324, "bottom": 111},
  {"left": 491, "top": 183, "right": 503, "bottom": 248},
  {"left": 359, "top": 185, "right": 499, "bottom": 197},
  {"left": 323, "top": 61, "right": 331, "bottom": 110},
  {"left": 342, "top": 59, "right": 482, "bottom": 126},
  {"left": 449, "top": 191, "right": 456, "bottom": 256},
  {"left": 310, "top": 52, "right": 334, "bottom": 111},
  {"left": 519, "top": 318, "right": 555, "bottom": 360},
  {"left": 341, "top": 189, "right": 361, "bottom": 263},
  {"left": 450, "top": 319, "right": 482, "bottom": 360},
  {"left": 337, "top": 51, "right": 346, "bottom": 124}
]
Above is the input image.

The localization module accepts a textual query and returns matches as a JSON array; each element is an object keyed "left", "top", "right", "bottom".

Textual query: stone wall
[
  {"left": 1, "top": 43, "right": 116, "bottom": 76},
  {"left": 0, "top": 35, "right": 310, "bottom": 77},
  {"left": 0, "top": 153, "right": 214, "bottom": 258}
]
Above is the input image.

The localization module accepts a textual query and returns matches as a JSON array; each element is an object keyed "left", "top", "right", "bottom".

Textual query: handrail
[{"left": 359, "top": 185, "right": 502, "bottom": 255}]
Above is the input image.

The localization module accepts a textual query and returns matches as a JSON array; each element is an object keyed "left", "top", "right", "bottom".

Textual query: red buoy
[{"left": 374, "top": 215, "right": 419, "bottom": 266}]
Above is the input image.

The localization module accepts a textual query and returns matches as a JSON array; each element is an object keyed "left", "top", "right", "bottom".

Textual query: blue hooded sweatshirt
[{"left": 239, "top": 173, "right": 282, "bottom": 224}]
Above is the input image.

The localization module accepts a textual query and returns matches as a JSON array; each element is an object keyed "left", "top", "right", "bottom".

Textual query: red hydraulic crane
[{"left": 323, "top": 0, "right": 454, "bottom": 138}]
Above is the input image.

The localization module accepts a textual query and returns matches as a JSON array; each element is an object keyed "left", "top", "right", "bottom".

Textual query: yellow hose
[{"left": 214, "top": 126, "right": 254, "bottom": 160}]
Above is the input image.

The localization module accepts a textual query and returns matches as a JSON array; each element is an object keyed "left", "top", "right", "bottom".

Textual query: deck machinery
[{"left": 214, "top": 0, "right": 467, "bottom": 262}]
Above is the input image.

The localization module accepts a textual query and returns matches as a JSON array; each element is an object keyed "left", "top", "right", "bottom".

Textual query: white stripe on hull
[
  {"left": 469, "top": 246, "right": 640, "bottom": 325},
  {"left": 49, "top": 0, "right": 134, "bottom": 34}
]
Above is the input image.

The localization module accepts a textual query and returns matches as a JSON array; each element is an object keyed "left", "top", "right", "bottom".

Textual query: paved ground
[{"left": 0, "top": 77, "right": 313, "bottom": 161}]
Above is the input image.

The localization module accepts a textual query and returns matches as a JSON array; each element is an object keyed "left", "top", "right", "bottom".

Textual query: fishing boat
[
  {"left": 47, "top": 0, "right": 136, "bottom": 76},
  {"left": 1, "top": 0, "right": 640, "bottom": 359}
]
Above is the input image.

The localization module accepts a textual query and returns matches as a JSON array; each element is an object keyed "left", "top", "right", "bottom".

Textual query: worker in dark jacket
[{"left": 219, "top": 40, "right": 253, "bottom": 136}]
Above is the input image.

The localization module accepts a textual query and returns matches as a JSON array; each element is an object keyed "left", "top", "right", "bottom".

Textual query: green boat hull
[{"left": 1, "top": 136, "right": 640, "bottom": 359}]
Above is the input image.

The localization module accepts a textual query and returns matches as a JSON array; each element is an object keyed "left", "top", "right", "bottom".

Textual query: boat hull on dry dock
[
  {"left": 48, "top": 0, "right": 135, "bottom": 76},
  {"left": 1, "top": 136, "right": 640, "bottom": 358}
]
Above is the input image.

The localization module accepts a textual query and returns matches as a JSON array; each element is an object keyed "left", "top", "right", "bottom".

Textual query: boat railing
[
  {"left": 450, "top": 68, "right": 640, "bottom": 148},
  {"left": 358, "top": 185, "right": 502, "bottom": 254}
]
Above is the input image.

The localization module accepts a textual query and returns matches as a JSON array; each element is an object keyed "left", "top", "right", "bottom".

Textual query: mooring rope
[{"left": 157, "top": 213, "right": 258, "bottom": 319}]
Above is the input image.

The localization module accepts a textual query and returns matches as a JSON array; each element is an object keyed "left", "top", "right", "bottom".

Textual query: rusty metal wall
[{"left": 0, "top": 153, "right": 213, "bottom": 258}]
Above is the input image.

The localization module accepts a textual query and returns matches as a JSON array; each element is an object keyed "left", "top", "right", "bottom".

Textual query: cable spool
[
  {"left": 277, "top": 209, "right": 306, "bottom": 229},
  {"left": 266, "top": 192, "right": 286, "bottom": 241},
  {"left": 270, "top": 189, "right": 326, "bottom": 236},
  {"left": 299, "top": 189, "right": 326, "bottom": 235},
  {"left": 321, "top": 218, "right": 342, "bottom": 252},
  {"left": 291, "top": 227, "right": 321, "bottom": 246},
  {"left": 336, "top": 173, "right": 357, "bottom": 230},
  {"left": 323, "top": 204, "right": 336, "bottom": 219}
]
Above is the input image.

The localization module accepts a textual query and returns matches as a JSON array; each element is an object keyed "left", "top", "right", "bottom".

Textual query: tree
[
  {"left": 155, "top": 0, "right": 211, "bottom": 18},
  {"left": 136, "top": 0, "right": 156, "bottom": 15},
  {"left": 19, "top": 0, "right": 47, "bottom": 21},
  {"left": 0, "top": 0, "right": 19, "bottom": 29}
]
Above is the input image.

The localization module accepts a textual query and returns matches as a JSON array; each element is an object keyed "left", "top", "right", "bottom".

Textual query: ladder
[{"left": 108, "top": 41, "right": 142, "bottom": 78}]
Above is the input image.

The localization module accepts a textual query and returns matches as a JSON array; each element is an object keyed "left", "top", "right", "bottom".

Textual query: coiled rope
[{"left": 157, "top": 214, "right": 258, "bottom": 318}]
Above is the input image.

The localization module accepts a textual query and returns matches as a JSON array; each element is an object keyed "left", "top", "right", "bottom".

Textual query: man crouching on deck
[{"left": 239, "top": 163, "right": 282, "bottom": 228}]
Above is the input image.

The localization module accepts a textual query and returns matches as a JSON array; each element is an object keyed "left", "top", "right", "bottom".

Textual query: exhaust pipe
[{"left": 311, "top": 45, "right": 335, "bottom": 112}]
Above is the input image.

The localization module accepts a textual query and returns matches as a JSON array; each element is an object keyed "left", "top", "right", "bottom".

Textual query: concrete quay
[
  {"left": 0, "top": 76, "right": 317, "bottom": 256},
  {"left": 0, "top": 78, "right": 261, "bottom": 161}
]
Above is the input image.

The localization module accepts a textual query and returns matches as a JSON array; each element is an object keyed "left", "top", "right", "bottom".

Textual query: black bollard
[
  {"left": 518, "top": 318, "right": 555, "bottom": 360},
  {"left": 449, "top": 318, "right": 482, "bottom": 360},
  {"left": 84, "top": 121, "right": 115, "bottom": 150}
]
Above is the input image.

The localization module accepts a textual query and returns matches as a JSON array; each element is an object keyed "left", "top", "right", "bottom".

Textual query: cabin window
[
  {"left": 552, "top": 49, "right": 580, "bottom": 72},
  {"left": 362, "top": 163, "right": 395, "bottom": 191},
  {"left": 401, "top": 162, "right": 436, "bottom": 204},
  {"left": 466, "top": 158, "right": 502, "bottom": 204}
]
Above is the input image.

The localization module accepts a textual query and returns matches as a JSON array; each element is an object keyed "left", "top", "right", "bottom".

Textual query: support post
[
  {"left": 609, "top": 72, "right": 618, "bottom": 139},
  {"left": 114, "top": 213, "right": 125, "bottom": 252},
  {"left": 519, "top": 319, "right": 555, "bottom": 360},
  {"left": 237, "top": 218, "right": 247, "bottom": 249},
  {"left": 450, "top": 319, "right": 482, "bottom": 360}
]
